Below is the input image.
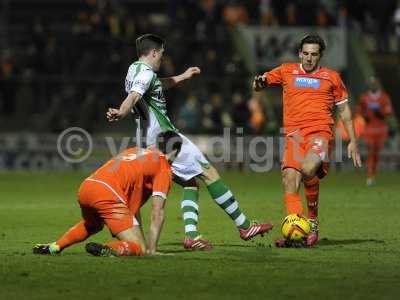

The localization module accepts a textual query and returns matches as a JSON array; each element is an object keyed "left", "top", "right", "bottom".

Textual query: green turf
[{"left": 1, "top": 170, "right": 400, "bottom": 300}]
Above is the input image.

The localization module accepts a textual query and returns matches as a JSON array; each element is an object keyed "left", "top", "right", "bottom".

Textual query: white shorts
[
  {"left": 145, "top": 113, "right": 209, "bottom": 181},
  {"left": 171, "top": 134, "right": 209, "bottom": 181}
]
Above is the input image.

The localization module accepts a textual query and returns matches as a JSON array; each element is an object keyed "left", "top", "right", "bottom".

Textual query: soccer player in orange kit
[
  {"left": 33, "top": 131, "right": 182, "bottom": 256},
  {"left": 253, "top": 34, "right": 362, "bottom": 247},
  {"left": 357, "top": 76, "right": 395, "bottom": 186}
]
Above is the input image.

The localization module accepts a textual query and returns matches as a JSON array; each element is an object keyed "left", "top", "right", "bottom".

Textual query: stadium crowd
[{"left": 0, "top": 0, "right": 399, "bottom": 133}]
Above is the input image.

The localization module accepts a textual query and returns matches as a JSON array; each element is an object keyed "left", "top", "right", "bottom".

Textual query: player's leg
[
  {"left": 86, "top": 225, "right": 145, "bottom": 257},
  {"left": 301, "top": 149, "right": 323, "bottom": 219},
  {"left": 174, "top": 176, "right": 212, "bottom": 250},
  {"left": 274, "top": 167, "right": 307, "bottom": 248},
  {"left": 281, "top": 132, "right": 306, "bottom": 216},
  {"left": 174, "top": 176, "right": 200, "bottom": 239},
  {"left": 33, "top": 207, "right": 104, "bottom": 255},
  {"left": 281, "top": 167, "right": 303, "bottom": 215},
  {"left": 171, "top": 134, "right": 214, "bottom": 250},
  {"left": 86, "top": 205, "right": 146, "bottom": 257},
  {"left": 366, "top": 141, "right": 381, "bottom": 186},
  {"left": 300, "top": 134, "right": 331, "bottom": 246},
  {"left": 33, "top": 180, "right": 106, "bottom": 255},
  {"left": 275, "top": 132, "right": 306, "bottom": 248},
  {"left": 199, "top": 164, "right": 273, "bottom": 240}
]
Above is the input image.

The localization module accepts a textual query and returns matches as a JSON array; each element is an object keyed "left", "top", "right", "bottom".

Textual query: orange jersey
[
  {"left": 356, "top": 90, "right": 392, "bottom": 127},
  {"left": 88, "top": 147, "right": 172, "bottom": 214},
  {"left": 264, "top": 63, "right": 348, "bottom": 136}
]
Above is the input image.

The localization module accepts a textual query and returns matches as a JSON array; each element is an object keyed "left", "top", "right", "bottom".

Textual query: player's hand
[
  {"left": 253, "top": 75, "right": 266, "bottom": 91},
  {"left": 106, "top": 108, "right": 122, "bottom": 122},
  {"left": 182, "top": 67, "right": 201, "bottom": 80},
  {"left": 347, "top": 141, "right": 362, "bottom": 168}
]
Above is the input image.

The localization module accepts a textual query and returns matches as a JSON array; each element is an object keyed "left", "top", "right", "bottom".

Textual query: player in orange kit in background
[
  {"left": 33, "top": 131, "right": 182, "bottom": 257},
  {"left": 356, "top": 76, "right": 396, "bottom": 186},
  {"left": 253, "top": 34, "right": 362, "bottom": 247}
]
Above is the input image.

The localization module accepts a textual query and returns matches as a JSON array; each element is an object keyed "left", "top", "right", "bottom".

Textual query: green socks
[
  {"left": 181, "top": 187, "right": 200, "bottom": 238},
  {"left": 206, "top": 179, "right": 250, "bottom": 229}
]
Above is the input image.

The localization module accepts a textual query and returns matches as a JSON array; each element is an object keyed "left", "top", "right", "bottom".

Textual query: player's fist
[
  {"left": 106, "top": 108, "right": 123, "bottom": 122},
  {"left": 253, "top": 75, "right": 266, "bottom": 91},
  {"left": 183, "top": 67, "right": 201, "bottom": 79}
]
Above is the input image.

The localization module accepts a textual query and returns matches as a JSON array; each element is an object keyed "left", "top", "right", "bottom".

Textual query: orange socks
[
  {"left": 304, "top": 176, "right": 319, "bottom": 219},
  {"left": 56, "top": 221, "right": 90, "bottom": 250},
  {"left": 367, "top": 151, "right": 378, "bottom": 178},
  {"left": 105, "top": 240, "right": 144, "bottom": 256},
  {"left": 284, "top": 193, "right": 304, "bottom": 215}
]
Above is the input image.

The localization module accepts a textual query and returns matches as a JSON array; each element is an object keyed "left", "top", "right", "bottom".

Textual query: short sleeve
[
  {"left": 152, "top": 161, "right": 172, "bottom": 200},
  {"left": 333, "top": 73, "right": 349, "bottom": 105},
  {"left": 264, "top": 65, "right": 283, "bottom": 86},
  {"left": 128, "top": 69, "right": 153, "bottom": 96}
]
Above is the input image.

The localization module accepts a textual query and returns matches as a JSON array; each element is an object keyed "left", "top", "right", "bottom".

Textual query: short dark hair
[
  {"left": 299, "top": 34, "right": 326, "bottom": 55},
  {"left": 155, "top": 131, "right": 182, "bottom": 156},
  {"left": 136, "top": 34, "right": 165, "bottom": 57}
]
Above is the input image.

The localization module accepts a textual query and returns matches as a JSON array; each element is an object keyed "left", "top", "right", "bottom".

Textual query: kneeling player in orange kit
[{"left": 33, "top": 131, "right": 182, "bottom": 256}]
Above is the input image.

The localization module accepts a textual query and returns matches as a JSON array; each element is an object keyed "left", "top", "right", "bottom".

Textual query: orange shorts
[
  {"left": 362, "top": 125, "right": 388, "bottom": 149},
  {"left": 78, "top": 178, "right": 139, "bottom": 236},
  {"left": 282, "top": 129, "right": 333, "bottom": 179}
]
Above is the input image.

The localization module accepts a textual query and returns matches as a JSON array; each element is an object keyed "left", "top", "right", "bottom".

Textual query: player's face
[
  {"left": 152, "top": 48, "right": 164, "bottom": 71},
  {"left": 299, "top": 44, "right": 321, "bottom": 73},
  {"left": 367, "top": 77, "right": 380, "bottom": 92}
]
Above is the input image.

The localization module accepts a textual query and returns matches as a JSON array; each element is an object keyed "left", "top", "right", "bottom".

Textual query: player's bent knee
[
  {"left": 282, "top": 168, "right": 300, "bottom": 193},
  {"left": 116, "top": 226, "right": 146, "bottom": 253},
  {"left": 85, "top": 221, "right": 104, "bottom": 235},
  {"left": 200, "top": 165, "right": 220, "bottom": 185},
  {"left": 301, "top": 162, "right": 318, "bottom": 179},
  {"left": 174, "top": 176, "right": 198, "bottom": 189}
]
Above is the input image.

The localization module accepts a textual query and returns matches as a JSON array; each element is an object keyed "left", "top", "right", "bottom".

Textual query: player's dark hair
[
  {"left": 136, "top": 34, "right": 165, "bottom": 57},
  {"left": 155, "top": 131, "right": 182, "bottom": 156},
  {"left": 299, "top": 34, "right": 326, "bottom": 55}
]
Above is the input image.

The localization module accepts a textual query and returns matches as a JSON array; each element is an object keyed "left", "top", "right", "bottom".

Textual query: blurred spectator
[
  {"left": 285, "top": 2, "right": 297, "bottom": 25},
  {"left": 248, "top": 95, "right": 266, "bottom": 134},
  {"left": 230, "top": 92, "right": 250, "bottom": 131},
  {"left": 395, "top": 1, "right": 400, "bottom": 49},
  {"left": 316, "top": 5, "right": 333, "bottom": 27},
  {"left": 178, "top": 94, "right": 201, "bottom": 133},
  {"left": 259, "top": 0, "right": 278, "bottom": 26},
  {"left": 2, "top": 0, "right": 399, "bottom": 133},
  {"left": 223, "top": 1, "right": 249, "bottom": 27},
  {"left": 200, "top": 92, "right": 230, "bottom": 134},
  {"left": 0, "top": 51, "right": 18, "bottom": 115}
]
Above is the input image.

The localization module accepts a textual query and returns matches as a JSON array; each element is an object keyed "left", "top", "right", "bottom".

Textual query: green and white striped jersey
[{"left": 125, "top": 61, "right": 176, "bottom": 136}]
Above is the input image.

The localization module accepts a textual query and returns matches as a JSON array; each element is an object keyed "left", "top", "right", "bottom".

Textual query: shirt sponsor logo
[
  {"left": 133, "top": 79, "right": 148, "bottom": 89},
  {"left": 367, "top": 102, "right": 381, "bottom": 110},
  {"left": 294, "top": 77, "right": 320, "bottom": 89}
]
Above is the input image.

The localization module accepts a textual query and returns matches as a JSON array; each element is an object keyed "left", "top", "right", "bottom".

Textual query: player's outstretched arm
[
  {"left": 106, "top": 91, "right": 141, "bottom": 122},
  {"left": 337, "top": 102, "right": 362, "bottom": 168},
  {"left": 147, "top": 195, "right": 166, "bottom": 255},
  {"left": 253, "top": 75, "right": 267, "bottom": 91},
  {"left": 160, "top": 67, "right": 201, "bottom": 90}
]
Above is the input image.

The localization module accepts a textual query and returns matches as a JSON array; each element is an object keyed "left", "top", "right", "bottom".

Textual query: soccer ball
[{"left": 281, "top": 214, "right": 311, "bottom": 241}]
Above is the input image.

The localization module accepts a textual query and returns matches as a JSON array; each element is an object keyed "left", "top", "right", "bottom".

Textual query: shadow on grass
[
  {"left": 318, "top": 238, "right": 385, "bottom": 246},
  {"left": 162, "top": 242, "right": 269, "bottom": 249}
]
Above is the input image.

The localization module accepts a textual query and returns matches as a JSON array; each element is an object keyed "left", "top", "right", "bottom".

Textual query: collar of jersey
[
  {"left": 135, "top": 60, "right": 153, "bottom": 70},
  {"left": 299, "top": 63, "right": 321, "bottom": 75}
]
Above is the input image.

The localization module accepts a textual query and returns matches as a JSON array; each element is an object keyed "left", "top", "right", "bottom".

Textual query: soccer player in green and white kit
[{"left": 107, "top": 34, "right": 273, "bottom": 250}]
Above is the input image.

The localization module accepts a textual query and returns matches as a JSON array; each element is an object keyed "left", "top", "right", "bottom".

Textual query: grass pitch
[{"left": 1, "top": 170, "right": 400, "bottom": 300}]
